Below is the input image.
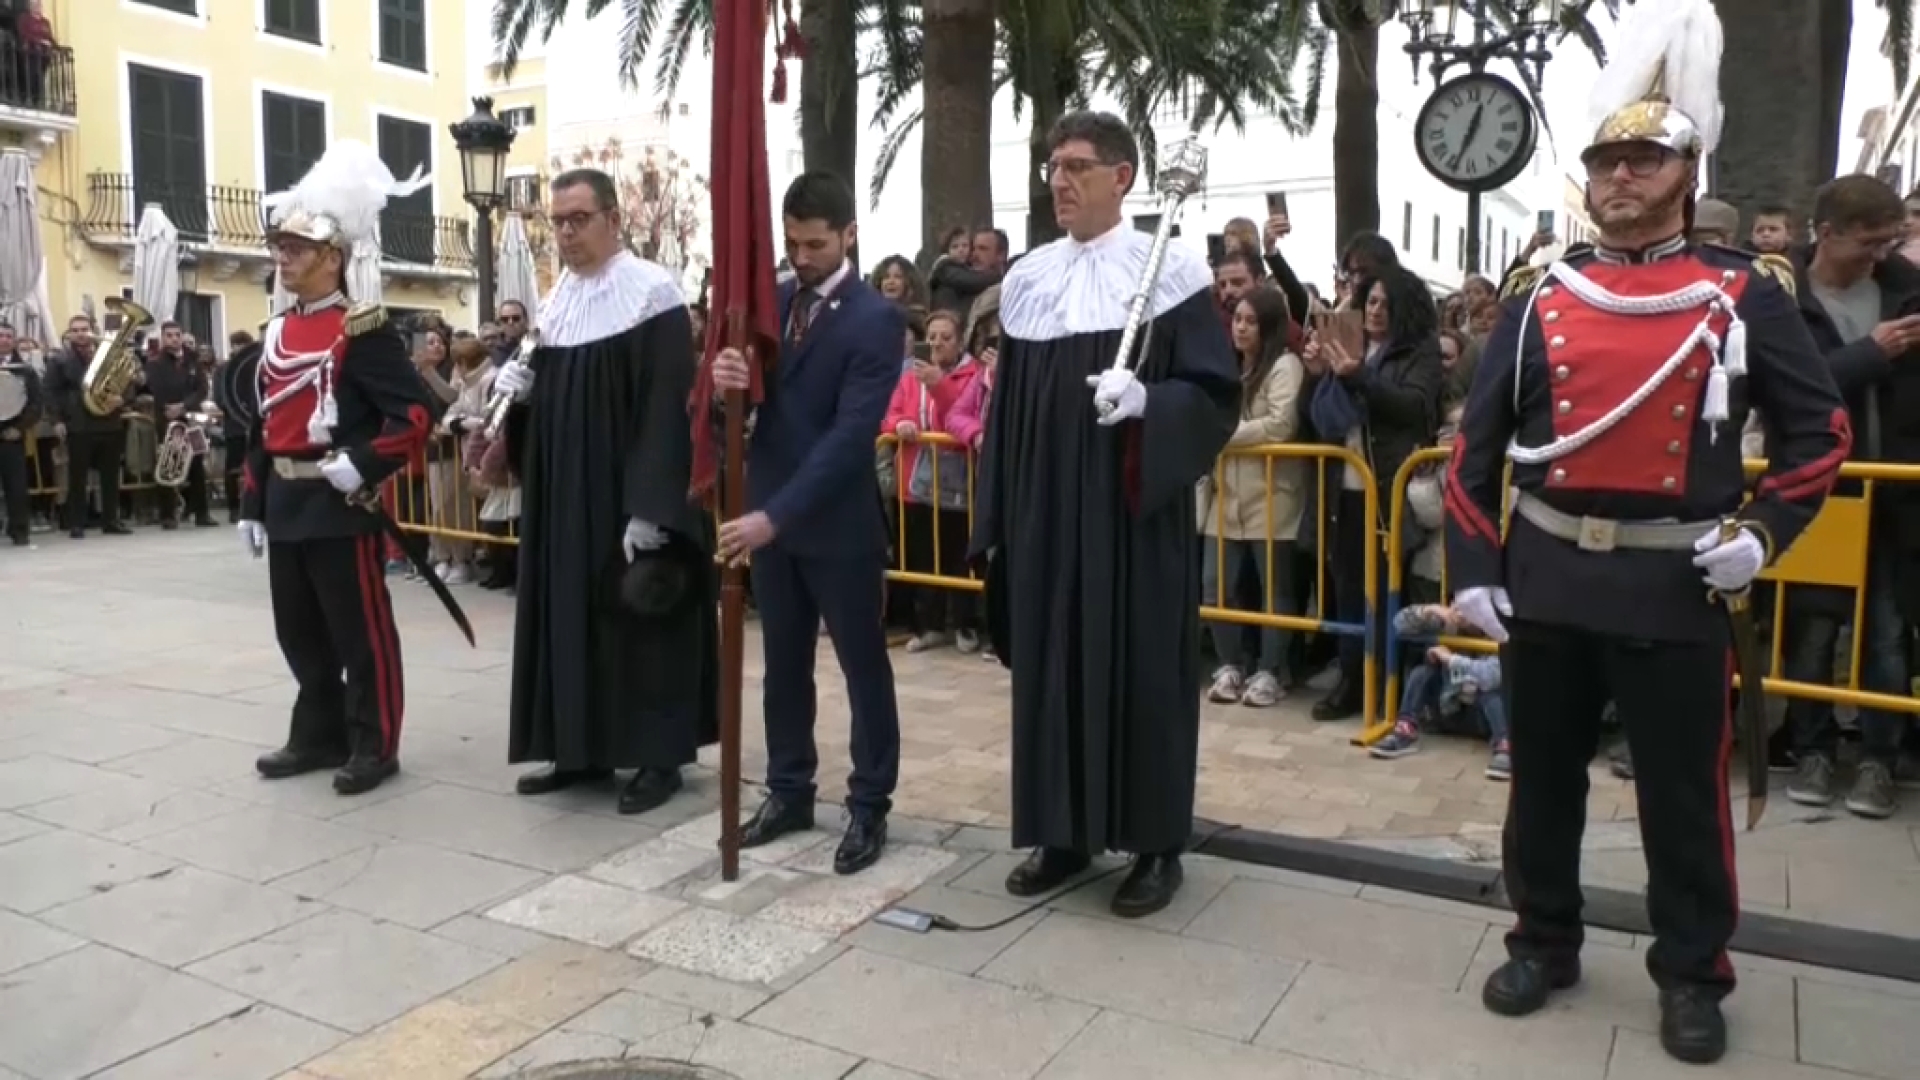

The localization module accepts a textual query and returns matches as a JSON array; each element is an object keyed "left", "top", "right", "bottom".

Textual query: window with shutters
[
  {"left": 264, "top": 0, "right": 321, "bottom": 44},
  {"left": 261, "top": 91, "right": 326, "bottom": 196},
  {"left": 377, "top": 0, "right": 428, "bottom": 72},
  {"left": 501, "top": 106, "right": 536, "bottom": 130},
  {"left": 127, "top": 63, "right": 209, "bottom": 244},
  {"left": 376, "top": 114, "right": 434, "bottom": 263},
  {"left": 133, "top": 0, "right": 199, "bottom": 14},
  {"left": 506, "top": 175, "right": 541, "bottom": 211}
]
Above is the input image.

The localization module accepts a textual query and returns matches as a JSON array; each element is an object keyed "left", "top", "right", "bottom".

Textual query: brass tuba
[
  {"left": 83, "top": 295, "right": 153, "bottom": 417},
  {"left": 154, "top": 413, "right": 210, "bottom": 488}
]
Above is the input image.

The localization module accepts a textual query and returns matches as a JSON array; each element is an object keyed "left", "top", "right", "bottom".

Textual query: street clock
[{"left": 1414, "top": 72, "right": 1539, "bottom": 193}]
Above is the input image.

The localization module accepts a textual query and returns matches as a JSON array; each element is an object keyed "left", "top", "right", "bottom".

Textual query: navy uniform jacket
[
  {"left": 744, "top": 275, "right": 903, "bottom": 560},
  {"left": 240, "top": 302, "right": 433, "bottom": 543},
  {"left": 1444, "top": 238, "right": 1852, "bottom": 644}
]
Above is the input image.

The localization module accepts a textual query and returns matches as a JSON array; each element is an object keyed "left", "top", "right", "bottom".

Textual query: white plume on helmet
[
  {"left": 1583, "top": 0, "right": 1724, "bottom": 160},
  {"left": 261, "top": 140, "right": 431, "bottom": 248}
]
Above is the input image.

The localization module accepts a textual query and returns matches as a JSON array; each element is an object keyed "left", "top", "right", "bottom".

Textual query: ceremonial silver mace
[{"left": 1096, "top": 137, "right": 1210, "bottom": 420}]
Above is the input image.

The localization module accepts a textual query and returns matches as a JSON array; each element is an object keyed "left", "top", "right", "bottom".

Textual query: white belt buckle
[
  {"left": 272, "top": 457, "right": 295, "bottom": 480},
  {"left": 1577, "top": 516, "right": 1617, "bottom": 552}
]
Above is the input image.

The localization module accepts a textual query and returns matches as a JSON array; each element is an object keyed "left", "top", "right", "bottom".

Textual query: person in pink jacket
[{"left": 882, "top": 309, "right": 980, "bottom": 652}]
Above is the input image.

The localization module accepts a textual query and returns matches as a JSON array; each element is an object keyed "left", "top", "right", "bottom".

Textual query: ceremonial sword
[
  {"left": 323, "top": 451, "right": 477, "bottom": 648},
  {"left": 1710, "top": 518, "right": 1769, "bottom": 830}
]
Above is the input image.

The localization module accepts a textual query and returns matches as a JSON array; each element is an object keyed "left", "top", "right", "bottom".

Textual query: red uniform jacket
[
  {"left": 240, "top": 301, "right": 432, "bottom": 543},
  {"left": 1444, "top": 239, "right": 1851, "bottom": 644}
]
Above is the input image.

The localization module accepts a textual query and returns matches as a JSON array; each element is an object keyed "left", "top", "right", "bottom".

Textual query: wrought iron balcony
[
  {"left": 0, "top": 41, "right": 77, "bottom": 120},
  {"left": 80, "top": 172, "right": 477, "bottom": 274}
]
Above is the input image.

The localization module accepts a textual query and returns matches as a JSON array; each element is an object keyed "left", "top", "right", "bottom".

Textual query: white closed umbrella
[
  {"left": 132, "top": 202, "right": 180, "bottom": 324},
  {"left": 346, "top": 234, "right": 383, "bottom": 306},
  {"left": 0, "top": 148, "right": 49, "bottom": 343},
  {"left": 496, "top": 213, "right": 539, "bottom": 327}
]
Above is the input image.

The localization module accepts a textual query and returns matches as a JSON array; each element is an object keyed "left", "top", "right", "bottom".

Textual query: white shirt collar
[
  {"left": 804, "top": 259, "right": 853, "bottom": 298},
  {"left": 1067, "top": 220, "right": 1132, "bottom": 257}
]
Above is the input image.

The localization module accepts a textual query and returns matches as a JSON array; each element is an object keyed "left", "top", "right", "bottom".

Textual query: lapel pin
[{"left": 829, "top": 299, "right": 842, "bottom": 311}]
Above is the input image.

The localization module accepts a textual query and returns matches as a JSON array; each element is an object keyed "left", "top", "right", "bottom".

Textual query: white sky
[{"left": 1533, "top": 4, "right": 1894, "bottom": 178}]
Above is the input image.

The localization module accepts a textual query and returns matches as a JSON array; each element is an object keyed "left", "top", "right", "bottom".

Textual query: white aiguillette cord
[{"left": 1507, "top": 260, "right": 1746, "bottom": 465}]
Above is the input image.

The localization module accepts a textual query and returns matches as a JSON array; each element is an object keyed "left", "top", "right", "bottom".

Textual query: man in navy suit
[{"left": 713, "top": 171, "right": 904, "bottom": 875}]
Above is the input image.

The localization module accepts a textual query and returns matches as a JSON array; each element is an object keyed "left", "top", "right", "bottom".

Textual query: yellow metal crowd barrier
[
  {"left": 1380, "top": 447, "right": 1920, "bottom": 727},
  {"left": 389, "top": 430, "right": 1919, "bottom": 739}
]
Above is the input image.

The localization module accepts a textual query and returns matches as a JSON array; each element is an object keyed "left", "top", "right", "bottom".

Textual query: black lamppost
[
  {"left": 450, "top": 97, "right": 516, "bottom": 323},
  {"left": 1400, "top": 0, "right": 1562, "bottom": 276}
]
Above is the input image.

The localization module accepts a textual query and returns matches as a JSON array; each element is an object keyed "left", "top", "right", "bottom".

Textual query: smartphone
[
  {"left": 911, "top": 342, "right": 932, "bottom": 364},
  {"left": 1267, "top": 191, "right": 1289, "bottom": 217},
  {"left": 1536, "top": 209, "right": 1555, "bottom": 235},
  {"left": 1206, "top": 232, "right": 1226, "bottom": 266},
  {"left": 411, "top": 332, "right": 431, "bottom": 354}
]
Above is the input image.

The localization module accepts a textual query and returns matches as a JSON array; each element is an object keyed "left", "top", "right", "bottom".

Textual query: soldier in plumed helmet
[
  {"left": 1444, "top": 0, "right": 1850, "bottom": 1063},
  {"left": 235, "top": 141, "right": 437, "bottom": 797}
]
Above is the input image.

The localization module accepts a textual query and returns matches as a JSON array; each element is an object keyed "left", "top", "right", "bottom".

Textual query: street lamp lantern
[
  {"left": 450, "top": 96, "right": 516, "bottom": 211},
  {"left": 449, "top": 96, "right": 518, "bottom": 323}
]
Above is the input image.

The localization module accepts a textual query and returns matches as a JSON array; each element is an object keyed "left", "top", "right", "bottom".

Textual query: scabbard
[
  {"left": 348, "top": 486, "right": 477, "bottom": 647},
  {"left": 1722, "top": 591, "right": 1769, "bottom": 830}
]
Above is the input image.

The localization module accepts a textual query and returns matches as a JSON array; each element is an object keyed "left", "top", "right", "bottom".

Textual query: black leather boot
[
  {"left": 1658, "top": 985, "right": 1727, "bottom": 1064},
  {"left": 737, "top": 794, "right": 815, "bottom": 848},
  {"left": 1004, "top": 847, "right": 1091, "bottom": 897},
  {"left": 1111, "top": 853, "right": 1183, "bottom": 918},
  {"left": 616, "top": 768, "right": 682, "bottom": 815},
  {"left": 256, "top": 746, "right": 348, "bottom": 780},
  {"left": 333, "top": 753, "right": 398, "bottom": 796},
  {"left": 834, "top": 807, "right": 887, "bottom": 875},
  {"left": 1481, "top": 956, "right": 1581, "bottom": 1017}
]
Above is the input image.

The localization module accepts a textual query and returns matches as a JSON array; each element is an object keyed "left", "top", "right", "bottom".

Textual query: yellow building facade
[{"left": 9, "top": 0, "right": 480, "bottom": 355}]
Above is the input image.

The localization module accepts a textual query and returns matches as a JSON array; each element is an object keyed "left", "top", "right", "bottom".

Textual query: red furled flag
[{"left": 687, "top": 0, "right": 781, "bottom": 502}]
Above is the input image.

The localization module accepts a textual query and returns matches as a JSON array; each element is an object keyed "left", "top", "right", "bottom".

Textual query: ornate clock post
[{"left": 1400, "top": 0, "right": 1562, "bottom": 277}]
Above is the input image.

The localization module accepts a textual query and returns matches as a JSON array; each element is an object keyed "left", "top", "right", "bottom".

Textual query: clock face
[{"left": 1415, "top": 74, "right": 1538, "bottom": 193}]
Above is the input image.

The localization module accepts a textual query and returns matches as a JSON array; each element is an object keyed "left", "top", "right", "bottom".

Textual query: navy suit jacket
[{"left": 748, "top": 274, "right": 904, "bottom": 559}]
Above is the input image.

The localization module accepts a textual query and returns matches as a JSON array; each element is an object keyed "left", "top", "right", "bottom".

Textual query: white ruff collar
[
  {"left": 997, "top": 222, "right": 1213, "bottom": 343},
  {"left": 538, "top": 250, "right": 686, "bottom": 348}
]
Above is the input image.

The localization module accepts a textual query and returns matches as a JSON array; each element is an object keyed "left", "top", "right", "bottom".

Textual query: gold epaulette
[
  {"left": 344, "top": 302, "right": 389, "bottom": 337},
  {"left": 1498, "top": 264, "right": 1544, "bottom": 301},
  {"left": 1750, "top": 252, "right": 1797, "bottom": 299}
]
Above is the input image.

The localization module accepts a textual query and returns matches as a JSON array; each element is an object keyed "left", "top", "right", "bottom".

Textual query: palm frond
[
  {"left": 1883, "top": 0, "right": 1914, "bottom": 92},
  {"left": 868, "top": 105, "right": 924, "bottom": 209}
]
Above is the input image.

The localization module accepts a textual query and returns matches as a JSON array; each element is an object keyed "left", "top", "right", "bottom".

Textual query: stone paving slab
[{"left": 5, "top": 528, "right": 1920, "bottom": 1079}]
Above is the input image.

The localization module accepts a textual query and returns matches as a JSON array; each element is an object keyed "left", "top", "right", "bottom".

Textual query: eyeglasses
[
  {"left": 1039, "top": 156, "right": 1113, "bottom": 183},
  {"left": 1584, "top": 147, "right": 1673, "bottom": 180},
  {"left": 547, "top": 212, "right": 601, "bottom": 233}
]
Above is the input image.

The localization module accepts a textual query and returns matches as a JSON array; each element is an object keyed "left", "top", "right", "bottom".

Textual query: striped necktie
[{"left": 787, "top": 289, "right": 820, "bottom": 345}]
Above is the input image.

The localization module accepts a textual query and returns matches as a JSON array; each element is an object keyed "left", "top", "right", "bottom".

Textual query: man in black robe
[
  {"left": 971, "top": 110, "right": 1240, "bottom": 917},
  {"left": 496, "top": 168, "right": 718, "bottom": 815}
]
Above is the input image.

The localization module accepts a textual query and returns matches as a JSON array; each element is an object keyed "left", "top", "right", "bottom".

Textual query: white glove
[
  {"left": 622, "top": 518, "right": 668, "bottom": 561},
  {"left": 238, "top": 520, "right": 267, "bottom": 559},
  {"left": 496, "top": 360, "right": 534, "bottom": 402},
  {"left": 1085, "top": 369, "right": 1147, "bottom": 426},
  {"left": 1453, "top": 586, "right": 1513, "bottom": 644},
  {"left": 1692, "top": 523, "right": 1765, "bottom": 592},
  {"left": 319, "top": 454, "right": 364, "bottom": 495}
]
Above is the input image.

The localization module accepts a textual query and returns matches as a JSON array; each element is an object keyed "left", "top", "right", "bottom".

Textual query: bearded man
[{"left": 1445, "top": 0, "right": 1850, "bottom": 1065}]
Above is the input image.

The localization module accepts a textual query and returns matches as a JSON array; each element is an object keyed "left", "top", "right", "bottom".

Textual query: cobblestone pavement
[{"left": 0, "top": 530, "right": 1916, "bottom": 1079}]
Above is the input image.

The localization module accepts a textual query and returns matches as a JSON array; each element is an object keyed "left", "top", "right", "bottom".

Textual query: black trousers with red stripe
[
  {"left": 268, "top": 534, "right": 405, "bottom": 762},
  {"left": 1500, "top": 618, "right": 1738, "bottom": 997}
]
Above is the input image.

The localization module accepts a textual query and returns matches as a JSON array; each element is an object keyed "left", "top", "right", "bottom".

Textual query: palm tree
[
  {"left": 868, "top": 0, "right": 1328, "bottom": 248},
  {"left": 489, "top": 0, "right": 875, "bottom": 188}
]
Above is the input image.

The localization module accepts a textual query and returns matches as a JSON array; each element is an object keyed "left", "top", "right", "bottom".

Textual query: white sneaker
[
  {"left": 432, "top": 560, "right": 451, "bottom": 580},
  {"left": 445, "top": 563, "right": 473, "bottom": 585},
  {"left": 906, "top": 631, "right": 950, "bottom": 654},
  {"left": 1207, "top": 666, "right": 1244, "bottom": 704}
]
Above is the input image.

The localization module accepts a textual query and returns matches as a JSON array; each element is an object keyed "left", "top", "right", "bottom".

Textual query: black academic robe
[
  {"left": 972, "top": 230, "right": 1240, "bottom": 855},
  {"left": 506, "top": 302, "right": 719, "bottom": 771}
]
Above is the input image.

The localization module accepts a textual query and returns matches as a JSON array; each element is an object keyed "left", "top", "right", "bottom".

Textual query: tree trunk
[
  {"left": 1715, "top": 0, "right": 1825, "bottom": 224},
  {"left": 1331, "top": 21, "right": 1380, "bottom": 255},
  {"left": 1815, "top": 0, "right": 1852, "bottom": 182},
  {"left": 1024, "top": 69, "right": 1073, "bottom": 249},
  {"left": 798, "top": 0, "right": 859, "bottom": 259},
  {"left": 919, "top": 0, "right": 997, "bottom": 259}
]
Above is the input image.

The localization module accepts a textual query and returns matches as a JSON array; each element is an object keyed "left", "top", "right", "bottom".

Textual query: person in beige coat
[{"left": 1198, "top": 286, "right": 1306, "bottom": 707}]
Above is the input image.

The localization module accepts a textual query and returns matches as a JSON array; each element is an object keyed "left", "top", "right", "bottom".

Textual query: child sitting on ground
[{"left": 1371, "top": 603, "right": 1510, "bottom": 780}]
